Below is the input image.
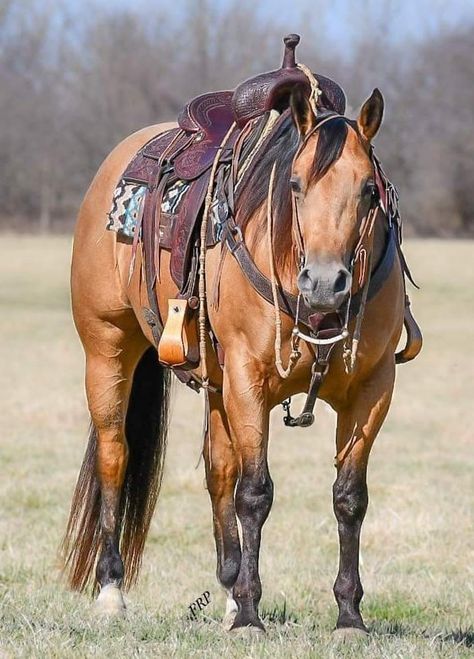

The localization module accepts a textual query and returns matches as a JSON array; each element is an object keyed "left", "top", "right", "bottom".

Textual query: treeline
[{"left": 0, "top": 0, "right": 473, "bottom": 235}]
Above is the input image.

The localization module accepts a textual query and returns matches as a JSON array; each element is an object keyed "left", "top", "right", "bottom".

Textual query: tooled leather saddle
[
  {"left": 117, "top": 35, "right": 351, "bottom": 386},
  {"left": 121, "top": 34, "right": 345, "bottom": 295}
]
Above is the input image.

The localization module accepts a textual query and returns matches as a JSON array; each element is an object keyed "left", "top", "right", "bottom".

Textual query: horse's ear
[
  {"left": 290, "top": 85, "right": 316, "bottom": 139},
  {"left": 357, "top": 88, "right": 384, "bottom": 141}
]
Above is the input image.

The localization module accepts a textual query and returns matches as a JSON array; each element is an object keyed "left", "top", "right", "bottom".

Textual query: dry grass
[{"left": 0, "top": 235, "right": 473, "bottom": 658}]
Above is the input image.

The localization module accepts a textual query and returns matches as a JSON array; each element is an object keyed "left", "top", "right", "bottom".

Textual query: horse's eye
[
  {"left": 290, "top": 176, "right": 302, "bottom": 194},
  {"left": 363, "top": 181, "right": 378, "bottom": 200}
]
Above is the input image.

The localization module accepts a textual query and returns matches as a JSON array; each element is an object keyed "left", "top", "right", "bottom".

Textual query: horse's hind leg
[
  {"left": 203, "top": 392, "right": 241, "bottom": 629},
  {"left": 65, "top": 311, "right": 148, "bottom": 612},
  {"left": 332, "top": 353, "right": 395, "bottom": 636},
  {"left": 85, "top": 326, "right": 147, "bottom": 613}
]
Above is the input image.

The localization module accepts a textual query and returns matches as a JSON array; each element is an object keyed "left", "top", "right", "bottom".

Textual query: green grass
[{"left": 0, "top": 236, "right": 473, "bottom": 657}]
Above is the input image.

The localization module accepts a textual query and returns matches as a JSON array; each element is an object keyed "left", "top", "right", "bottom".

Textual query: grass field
[{"left": 0, "top": 235, "right": 473, "bottom": 658}]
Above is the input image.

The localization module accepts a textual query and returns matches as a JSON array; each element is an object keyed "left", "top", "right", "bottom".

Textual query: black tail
[{"left": 61, "top": 347, "right": 171, "bottom": 591}]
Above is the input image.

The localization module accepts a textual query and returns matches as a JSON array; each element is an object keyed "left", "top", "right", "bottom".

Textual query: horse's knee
[
  {"left": 333, "top": 474, "right": 368, "bottom": 526},
  {"left": 206, "top": 459, "right": 237, "bottom": 499},
  {"left": 235, "top": 469, "right": 274, "bottom": 526}
]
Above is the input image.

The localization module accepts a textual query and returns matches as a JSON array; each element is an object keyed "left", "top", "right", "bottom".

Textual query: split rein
[
  {"left": 267, "top": 114, "right": 381, "bottom": 380},
  {"left": 197, "top": 113, "right": 381, "bottom": 434}
]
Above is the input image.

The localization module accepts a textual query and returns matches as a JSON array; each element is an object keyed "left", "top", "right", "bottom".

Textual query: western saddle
[{"left": 117, "top": 34, "right": 350, "bottom": 382}]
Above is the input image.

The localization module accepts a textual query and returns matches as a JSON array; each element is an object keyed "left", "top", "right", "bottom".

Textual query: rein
[
  {"left": 197, "top": 86, "right": 407, "bottom": 430},
  {"left": 264, "top": 112, "right": 384, "bottom": 426},
  {"left": 266, "top": 113, "right": 382, "bottom": 381}
]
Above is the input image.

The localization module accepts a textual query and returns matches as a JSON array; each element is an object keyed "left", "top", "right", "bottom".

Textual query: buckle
[{"left": 227, "top": 225, "right": 243, "bottom": 253}]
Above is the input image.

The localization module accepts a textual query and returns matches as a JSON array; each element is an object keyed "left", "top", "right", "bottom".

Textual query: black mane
[{"left": 236, "top": 111, "right": 350, "bottom": 264}]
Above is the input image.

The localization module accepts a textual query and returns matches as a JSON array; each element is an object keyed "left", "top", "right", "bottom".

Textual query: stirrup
[{"left": 158, "top": 298, "right": 199, "bottom": 368}]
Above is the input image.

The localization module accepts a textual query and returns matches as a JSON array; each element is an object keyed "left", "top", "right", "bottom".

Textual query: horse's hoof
[
  {"left": 94, "top": 583, "right": 126, "bottom": 617},
  {"left": 229, "top": 625, "right": 265, "bottom": 639},
  {"left": 332, "top": 627, "right": 369, "bottom": 643},
  {"left": 222, "top": 592, "right": 238, "bottom": 631},
  {"left": 222, "top": 610, "right": 237, "bottom": 631}
]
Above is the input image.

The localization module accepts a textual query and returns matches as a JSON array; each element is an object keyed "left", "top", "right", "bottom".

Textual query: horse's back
[
  {"left": 74, "top": 122, "right": 176, "bottom": 244},
  {"left": 71, "top": 122, "right": 176, "bottom": 332}
]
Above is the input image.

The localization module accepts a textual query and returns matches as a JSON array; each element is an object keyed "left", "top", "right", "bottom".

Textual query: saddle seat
[
  {"left": 173, "top": 34, "right": 345, "bottom": 181},
  {"left": 174, "top": 90, "right": 237, "bottom": 180},
  {"left": 177, "top": 90, "right": 234, "bottom": 135}
]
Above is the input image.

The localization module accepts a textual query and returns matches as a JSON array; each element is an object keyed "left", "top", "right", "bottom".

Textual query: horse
[{"left": 62, "top": 81, "right": 418, "bottom": 637}]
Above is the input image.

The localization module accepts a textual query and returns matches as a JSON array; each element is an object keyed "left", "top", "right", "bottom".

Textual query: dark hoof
[
  {"left": 332, "top": 627, "right": 369, "bottom": 643},
  {"left": 229, "top": 625, "right": 265, "bottom": 639},
  {"left": 230, "top": 597, "right": 265, "bottom": 633}
]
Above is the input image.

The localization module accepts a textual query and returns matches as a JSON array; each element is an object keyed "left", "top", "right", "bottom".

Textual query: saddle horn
[{"left": 282, "top": 34, "right": 300, "bottom": 68}]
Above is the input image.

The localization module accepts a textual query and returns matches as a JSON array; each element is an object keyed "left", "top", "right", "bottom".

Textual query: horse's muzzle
[{"left": 297, "top": 260, "right": 352, "bottom": 312}]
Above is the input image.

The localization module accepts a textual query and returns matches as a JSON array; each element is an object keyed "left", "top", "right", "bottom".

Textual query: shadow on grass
[
  {"left": 442, "top": 630, "right": 474, "bottom": 648},
  {"left": 261, "top": 599, "right": 299, "bottom": 625},
  {"left": 371, "top": 620, "right": 474, "bottom": 648}
]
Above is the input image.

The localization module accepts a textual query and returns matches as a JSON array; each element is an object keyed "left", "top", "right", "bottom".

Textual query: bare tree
[{"left": 0, "top": 0, "right": 472, "bottom": 235}]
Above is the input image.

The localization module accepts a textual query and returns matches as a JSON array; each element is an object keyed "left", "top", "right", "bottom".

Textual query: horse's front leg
[
  {"left": 222, "top": 355, "right": 273, "bottom": 632},
  {"left": 332, "top": 352, "right": 396, "bottom": 636},
  {"left": 203, "top": 392, "right": 241, "bottom": 629}
]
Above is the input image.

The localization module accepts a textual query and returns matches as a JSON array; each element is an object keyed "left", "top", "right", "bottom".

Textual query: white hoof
[
  {"left": 95, "top": 583, "right": 126, "bottom": 617},
  {"left": 222, "top": 592, "right": 238, "bottom": 631}
]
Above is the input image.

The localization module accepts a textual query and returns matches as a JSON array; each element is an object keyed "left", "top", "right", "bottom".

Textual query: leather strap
[
  {"left": 223, "top": 218, "right": 397, "bottom": 330},
  {"left": 283, "top": 342, "right": 335, "bottom": 427}
]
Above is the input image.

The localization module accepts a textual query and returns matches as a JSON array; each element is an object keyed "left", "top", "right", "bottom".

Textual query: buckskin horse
[{"left": 62, "top": 35, "right": 422, "bottom": 636}]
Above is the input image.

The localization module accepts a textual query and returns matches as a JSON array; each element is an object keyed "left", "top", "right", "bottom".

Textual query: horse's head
[{"left": 289, "top": 87, "right": 384, "bottom": 312}]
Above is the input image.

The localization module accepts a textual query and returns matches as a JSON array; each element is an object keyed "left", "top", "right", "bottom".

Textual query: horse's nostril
[
  {"left": 298, "top": 267, "right": 313, "bottom": 290},
  {"left": 334, "top": 269, "right": 349, "bottom": 294}
]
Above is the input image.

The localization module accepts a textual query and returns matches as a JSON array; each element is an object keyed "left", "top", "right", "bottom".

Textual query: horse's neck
[
  {"left": 245, "top": 204, "right": 299, "bottom": 294},
  {"left": 372, "top": 210, "right": 389, "bottom": 267}
]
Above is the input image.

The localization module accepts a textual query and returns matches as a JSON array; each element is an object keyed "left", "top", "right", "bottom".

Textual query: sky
[
  {"left": 97, "top": 0, "right": 474, "bottom": 51},
  {"left": 63, "top": 0, "right": 474, "bottom": 50}
]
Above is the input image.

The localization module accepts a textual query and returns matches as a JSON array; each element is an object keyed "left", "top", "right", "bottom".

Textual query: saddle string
[
  {"left": 210, "top": 121, "right": 253, "bottom": 311},
  {"left": 236, "top": 110, "right": 281, "bottom": 187},
  {"left": 296, "top": 63, "right": 322, "bottom": 116}
]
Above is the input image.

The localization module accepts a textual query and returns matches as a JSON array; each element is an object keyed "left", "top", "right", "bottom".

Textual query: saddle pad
[
  {"left": 107, "top": 181, "right": 147, "bottom": 241},
  {"left": 107, "top": 179, "right": 191, "bottom": 242}
]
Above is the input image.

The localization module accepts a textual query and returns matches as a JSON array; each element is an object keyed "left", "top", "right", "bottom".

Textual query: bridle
[
  {"left": 268, "top": 112, "right": 383, "bottom": 371},
  {"left": 265, "top": 111, "right": 385, "bottom": 427}
]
